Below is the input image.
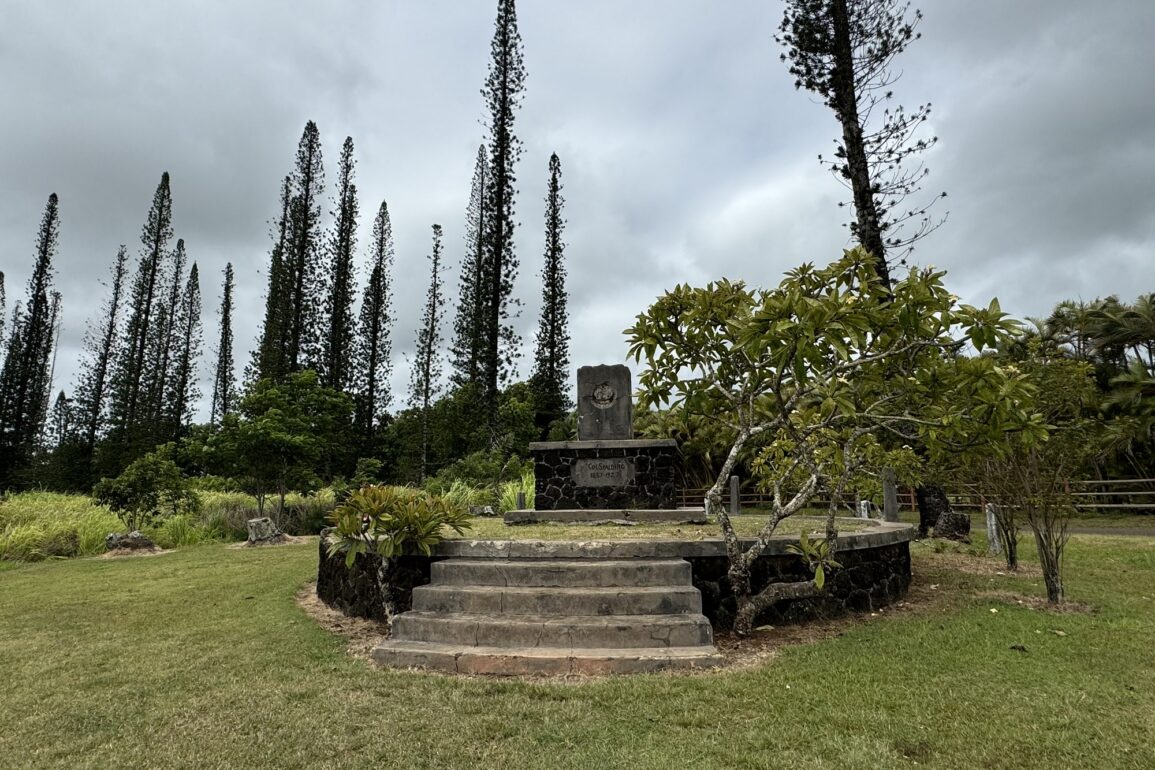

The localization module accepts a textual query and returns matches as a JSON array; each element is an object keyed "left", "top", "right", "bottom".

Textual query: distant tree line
[{"left": 0, "top": 0, "right": 573, "bottom": 500}]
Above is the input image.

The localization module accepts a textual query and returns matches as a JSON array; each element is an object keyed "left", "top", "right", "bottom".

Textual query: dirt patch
[
  {"left": 297, "top": 583, "right": 389, "bottom": 660},
  {"left": 99, "top": 548, "right": 172, "bottom": 558},
  {"left": 228, "top": 535, "right": 310, "bottom": 549}
]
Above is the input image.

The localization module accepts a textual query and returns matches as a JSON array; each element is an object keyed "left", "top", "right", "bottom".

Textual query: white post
[
  {"left": 857, "top": 500, "right": 871, "bottom": 519},
  {"left": 985, "top": 503, "right": 1003, "bottom": 556}
]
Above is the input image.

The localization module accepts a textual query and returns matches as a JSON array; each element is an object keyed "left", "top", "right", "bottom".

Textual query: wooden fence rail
[{"left": 677, "top": 479, "right": 1155, "bottom": 514}]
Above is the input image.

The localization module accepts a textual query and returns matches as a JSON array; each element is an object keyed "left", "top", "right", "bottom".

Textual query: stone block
[{"left": 576, "top": 364, "right": 633, "bottom": 440}]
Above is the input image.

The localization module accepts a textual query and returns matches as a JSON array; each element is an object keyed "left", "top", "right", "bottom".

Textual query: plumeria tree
[{"left": 626, "top": 249, "right": 1041, "bottom": 634}]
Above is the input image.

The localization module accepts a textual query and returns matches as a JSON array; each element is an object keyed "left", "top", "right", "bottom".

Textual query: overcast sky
[{"left": 2, "top": 0, "right": 1153, "bottom": 419}]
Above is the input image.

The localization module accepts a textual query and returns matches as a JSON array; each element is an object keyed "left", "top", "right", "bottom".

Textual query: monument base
[
  {"left": 504, "top": 508, "right": 707, "bottom": 525},
  {"left": 530, "top": 439, "right": 679, "bottom": 511}
]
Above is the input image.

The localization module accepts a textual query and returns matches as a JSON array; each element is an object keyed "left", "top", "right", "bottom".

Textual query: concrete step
[
  {"left": 371, "top": 640, "right": 724, "bottom": 676},
  {"left": 430, "top": 558, "right": 692, "bottom": 588},
  {"left": 392, "top": 611, "right": 714, "bottom": 649},
  {"left": 411, "top": 584, "right": 703, "bottom": 616}
]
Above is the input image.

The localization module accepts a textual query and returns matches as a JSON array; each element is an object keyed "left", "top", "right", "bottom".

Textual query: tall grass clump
[
  {"left": 436, "top": 479, "right": 496, "bottom": 512},
  {"left": 0, "top": 492, "right": 121, "bottom": 562},
  {"left": 497, "top": 468, "right": 535, "bottom": 513}
]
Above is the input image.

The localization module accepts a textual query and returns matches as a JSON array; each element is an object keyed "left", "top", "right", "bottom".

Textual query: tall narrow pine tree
[
  {"left": 0, "top": 271, "right": 7, "bottom": 353},
  {"left": 73, "top": 246, "right": 129, "bottom": 465},
  {"left": 480, "top": 0, "right": 527, "bottom": 435},
  {"left": 0, "top": 193, "right": 61, "bottom": 482},
  {"left": 211, "top": 263, "right": 237, "bottom": 424},
  {"left": 450, "top": 144, "right": 489, "bottom": 388},
  {"left": 353, "top": 202, "right": 394, "bottom": 444},
  {"left": 109, "top": 173, "right": 174, "bottom": 454},
  {"left": 253, "top": 176, "right": 293, "bottom": 381},
  {"left": 165, "top": 263, "right": 201, "bottom": 438},
  {"left": 409, "top": 225, "right": 446, "bottom": 481},
  {"left": 145, "top": 238, "right": 187, "bottom": 434},
  {"left": 321, "top": 136, "right": 359, "bottom": 391},
  {"left": 286, "top": 121, "right": 325, "bottom": 373},
  {"left": 530, "top": 153, "right": 572, "bottom": 438}
]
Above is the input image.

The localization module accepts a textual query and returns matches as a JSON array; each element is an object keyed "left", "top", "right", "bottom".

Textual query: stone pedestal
[{"left": 528, "top": 438, "right": 679, "bottom": 512}]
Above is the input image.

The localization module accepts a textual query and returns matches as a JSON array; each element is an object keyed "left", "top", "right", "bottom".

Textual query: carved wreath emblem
[{"left": 591, "top": 381, "right": 616, "bottom": 409}]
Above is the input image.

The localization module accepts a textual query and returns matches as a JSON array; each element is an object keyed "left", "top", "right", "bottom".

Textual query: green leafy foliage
[
  {"left": 626, "top": 249, "right": 1040, "bottom": 631},
  {"left": 92, "top": 444, "right": 200, "bottom": 531},
  {"left": 207, "top": 371, "right": 352, "bottom": 520},
  {"left": 785, "top": 529, "right": 843, "bottom": 589},
  {"left": 326, "top": 485, "right": 471, "bottom": 564}
]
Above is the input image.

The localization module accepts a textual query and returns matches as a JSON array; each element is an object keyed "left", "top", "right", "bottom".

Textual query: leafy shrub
[
  {"left": 92, "top": 445, "right": 200, "bottom": 531},
  {"left": 431, "top": 450, "right": 530, "bottom": 489},
  {"left": 332, "top": 458, "right": 386, "bottom": 505},
  {"left": 189, "top": 475, "right": 243, "bottom": 493},
  {"left": 326, "top": 485, "right": 472, "bottom": 565}
]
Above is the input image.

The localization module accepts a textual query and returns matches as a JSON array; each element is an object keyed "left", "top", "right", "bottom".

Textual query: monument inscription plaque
[
  {"left": 577, "top": 364, "right": 633, "bottom": 441},
  {"left": 572, "top": 457, "right": 635, "bottom": 487}
]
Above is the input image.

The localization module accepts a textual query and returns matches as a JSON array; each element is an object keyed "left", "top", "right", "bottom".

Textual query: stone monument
[{"left": 506, "top": 364, "right": 705, "bottom": 524}]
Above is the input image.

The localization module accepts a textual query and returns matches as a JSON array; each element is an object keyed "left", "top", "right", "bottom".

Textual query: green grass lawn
[{"left": 2, "top": 534, "right": 1153, "bottom": 769}]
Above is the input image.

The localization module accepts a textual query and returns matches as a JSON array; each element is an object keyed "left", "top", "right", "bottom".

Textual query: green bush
[
  {"left": 326, "top": 485, "right": 472, "bottom": 564},
  {"left": 93, "top": 445, "right": 200, "bottom": 531}
]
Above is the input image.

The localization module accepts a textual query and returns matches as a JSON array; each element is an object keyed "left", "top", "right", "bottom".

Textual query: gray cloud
[{"left": 2, "top": 0, "right": 1153, "bottom": 420}]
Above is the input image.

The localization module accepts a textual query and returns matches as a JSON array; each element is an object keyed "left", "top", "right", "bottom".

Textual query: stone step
[
  {"left": 392, "top": 611, "right": 714, "bottom": 649},
  {"left": 430, "top": 558, "right": 692, "bottom": 588},
  {"left": 411, "top": 584, "right": 703, "bottom": 616},
  {"left": 371, "top": 640, "right": 724, "bottom": 676}
]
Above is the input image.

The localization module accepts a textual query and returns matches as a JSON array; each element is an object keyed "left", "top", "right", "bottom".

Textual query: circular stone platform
[{"left": 316, "top": 517, "right": 910, "bottom": 651}]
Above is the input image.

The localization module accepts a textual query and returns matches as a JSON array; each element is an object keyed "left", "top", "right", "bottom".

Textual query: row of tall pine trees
[{"left": 0, "top": 0, "right": 572, "bottom": 491}]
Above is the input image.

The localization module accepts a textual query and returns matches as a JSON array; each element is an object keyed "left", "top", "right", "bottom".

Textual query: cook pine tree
[
  {"left": 286, "top": 121, "right": 326, "bottom": 373},
  {"left": 0, "top": 271, "right": 6, "bottom": 352},
  {"left": 409, "top": 225, "right": 446, "bottom": 481},
  {"left": 529, "top": 152, "right": 572, "bottom": 439},
  {"left": 0, "top": 193, "right": 61, "bottom": 483},
  {"left": 480, "top": 0, "right": 527, "bottom": 437},
  {"left": 322, "top": 136, "right": 359, "bottom": 392},
  {"left": 255, "top": 122, "right": 326, "bottom": 381},
  {"left": 106, "top": 172, "right": 174, "bottom": 464},
  {"left": 72, "top": 246, "right": 129, "bottom": 474},
  {"left": 450, "top": 144, "right": 489, "bottom": 389},
  {"left": 777, "top": 0, "right": 944, "bottom": 284},
  {"left": 145, "top": 238, "right": 188, "bottom": 435},
  {"left": 165, "top": 262, "right": 201, "bottom": 438},
  {"left": 352, "top": 202, "right": 395, "bottom": 445},
  {"left": 210, "top": 262, "right": 237, "bottom": 425},
  {"left": 254, "top": 176, "right": 293, "bottom": 381},
  {"left": 778, "top": 0, "right": 952, "bottom": 534}
]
